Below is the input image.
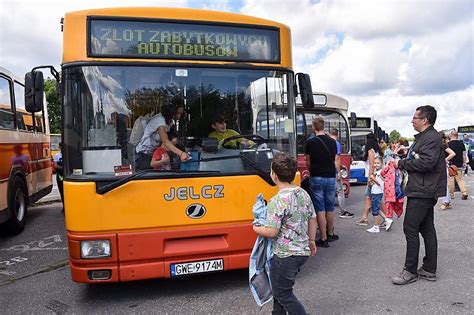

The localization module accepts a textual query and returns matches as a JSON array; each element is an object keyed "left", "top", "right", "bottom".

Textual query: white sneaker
[
  {"left": 367, "top": 225, "right": 380, "bottom": 233},
  {"left": 385, "top": 218, "right": 394, "bottom": 231}
]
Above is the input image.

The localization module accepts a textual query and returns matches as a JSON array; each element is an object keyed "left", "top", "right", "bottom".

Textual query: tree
[
  {"left": 389, "top": 130, "right": 401, "bottom": 144},
  {"left": 44, "top": 78, "right": 61, "bottom": 134}
]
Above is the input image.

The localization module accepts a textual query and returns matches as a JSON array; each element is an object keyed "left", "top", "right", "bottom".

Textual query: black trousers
[{"left": 403, "top": 197, "right": 438, "bottom": 274}]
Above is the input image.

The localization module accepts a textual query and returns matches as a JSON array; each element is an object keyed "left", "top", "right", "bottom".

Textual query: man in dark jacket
[{"left": 392, "top": 105, "right": 446, "bottom": 285}]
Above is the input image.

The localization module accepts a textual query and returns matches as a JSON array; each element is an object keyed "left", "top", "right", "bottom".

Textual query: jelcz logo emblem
[{"left": 186, "top": 204, "right": 206, "bottom": 219}]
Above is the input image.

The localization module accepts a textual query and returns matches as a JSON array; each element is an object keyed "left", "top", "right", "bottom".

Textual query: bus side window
[
  {"left": 0, "top": 76, "right": 15, "bottom": 129},
  {"left": 15, "top": 112, "right": 26, "bottom": 130},
  {"left": 14, "top": 82, "right": 27, "bottom": 130},
  {"left": 35, "top": 114, "right": 44, "bottom": 133}
]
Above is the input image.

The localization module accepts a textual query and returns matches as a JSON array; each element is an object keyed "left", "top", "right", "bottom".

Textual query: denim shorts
[
  {"left": 309, "top": 176, "right": 336, "bottom": 212},
  {"left": 371, "top": 193, "right": 383, "bottom": 216}
]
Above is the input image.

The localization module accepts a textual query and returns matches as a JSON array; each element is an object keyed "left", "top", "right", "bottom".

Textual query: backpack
[
  {"left": 129, "top": 114, "right": 153, "bottom": 146},
  {"left": 464, "top": 142, "right": 471, "bottom": 154}
]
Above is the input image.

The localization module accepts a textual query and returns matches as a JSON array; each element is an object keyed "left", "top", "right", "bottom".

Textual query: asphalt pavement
[
  {"left": 0, "top": 173, "right": 473, "bottom": 314},
  {"left": 36, "top": 176, "right": 61, "bottom": 204}
]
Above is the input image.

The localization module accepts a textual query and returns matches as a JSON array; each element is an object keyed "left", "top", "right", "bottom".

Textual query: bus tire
[{"left": 4, "top": 176, "right": 28, "bottom": 235}]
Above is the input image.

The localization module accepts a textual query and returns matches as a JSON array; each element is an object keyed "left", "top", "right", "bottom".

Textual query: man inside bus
[{"left": 208, "top": 114, "right": 253, "bottom": 149}]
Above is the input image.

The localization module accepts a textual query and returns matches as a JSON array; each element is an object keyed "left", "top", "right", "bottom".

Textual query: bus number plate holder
[{"left": 170, "top": 259, "right": 224, "bottom": 277}]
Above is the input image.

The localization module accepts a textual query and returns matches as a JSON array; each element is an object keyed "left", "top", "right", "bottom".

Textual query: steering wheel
[{"left": 221, "top": 134, "right": 266, "bottom": 149}]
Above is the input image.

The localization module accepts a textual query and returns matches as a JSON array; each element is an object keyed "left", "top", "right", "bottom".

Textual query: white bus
[
  {"left": 348, "top": 116, "right": 387, "bottom": 183},
  {"left": 296, "top": 92, "right": 352, "bottom": 196},
  {"left": 0, "top": 66, "right": 53, "bottom": 234},
  {"left": 348, "top": 116, "right": 374, "bottom": 184},
  {"left": 253, "top": 91, "right": 352, "bottom": 195}
]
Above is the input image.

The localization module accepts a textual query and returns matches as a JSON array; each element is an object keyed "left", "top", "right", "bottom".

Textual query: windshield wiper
[
  {"left": 239, "top": 153, "right": 274, "bottom": 185},
  {"left": 97, "top": 153, "right": 257, "bottom": 195},
  {"left": 97, "top": 169, "right": 220, "bottom": 195}
]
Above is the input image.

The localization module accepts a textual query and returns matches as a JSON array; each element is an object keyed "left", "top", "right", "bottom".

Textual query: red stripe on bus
[{"left": 0, "top": 142, "right": 52, "bottom": 180}]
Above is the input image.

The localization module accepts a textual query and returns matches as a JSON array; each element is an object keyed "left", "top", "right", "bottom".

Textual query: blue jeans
[
  {"left": 371, "top": 193, "right": 383, "bottom": 216},
  {"left": 309, "top": 177, "right": 336, "bottom": 212},
  {"left": 270, "top": 255, "right": 309, "bottom": 315}
]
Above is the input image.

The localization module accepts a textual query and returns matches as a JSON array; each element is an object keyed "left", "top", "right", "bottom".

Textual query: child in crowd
[
  {"left": 367, "top": 156, "right": 385, "bottom": 233},
  {"left": 150, "top": 133, "right": 179, "bottom": 170},
  {"left": 253, "top": 153, "right": 317, "bottom": 314},
  {"left": 381, "top": 159, "right": 405, "bottom": 230}
]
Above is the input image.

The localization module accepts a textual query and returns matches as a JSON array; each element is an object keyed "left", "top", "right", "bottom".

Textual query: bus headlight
[
  {"left": 80, "top": 240, "right": 111, "bottom": 259},
  {"left": 340, "top": 169, "right": 348, "bottom": 179}
]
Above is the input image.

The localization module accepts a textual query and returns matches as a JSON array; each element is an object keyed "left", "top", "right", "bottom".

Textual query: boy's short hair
[
  {"left": 374, "top": 155, "right": 383, "bottom": 163},
  {"left": 329, "top": 128, "right": 339, "bottom": 136},
  {"left": 211, "top": 114, "right": 226, "bottom": 124},
  {"left": 312, "top": 116, "right": 325, "bottom": 132},
  {"left": 271, "top": 153, "right": 297, "bottom": 183}
]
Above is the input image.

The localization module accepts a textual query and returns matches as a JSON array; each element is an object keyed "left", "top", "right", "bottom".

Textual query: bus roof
[
  {"left": 67, "top": 7, "right": 290, "bottom": 29},
  {"left": 0, "top": 66, "right": 23, "bottom": 84},
  {"left": 62, "top": 7, "right": 292, "bottom": 68},
  {"left": 296, "top": 91, "right": 349, "bottom": 111}
]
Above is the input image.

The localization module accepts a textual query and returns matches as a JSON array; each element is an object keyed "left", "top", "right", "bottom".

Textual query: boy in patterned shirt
[{"left": 253, "top": 153, "right": 317, "bottom": 314}]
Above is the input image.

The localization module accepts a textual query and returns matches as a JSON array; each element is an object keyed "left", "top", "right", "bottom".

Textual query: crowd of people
[
  {"left": 251, "top": 105, "right": 471, "bottom": 313},
  {"left": 96, "top": 100, "right": 470, "bottom": 313}
]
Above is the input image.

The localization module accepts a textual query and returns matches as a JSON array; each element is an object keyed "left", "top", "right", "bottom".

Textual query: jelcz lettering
[{"left": 164, "top": 185, "right": 224, "bottom": 201}]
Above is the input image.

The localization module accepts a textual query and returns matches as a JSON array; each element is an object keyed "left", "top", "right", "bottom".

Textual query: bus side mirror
[
  {"left": 25, "top": 71, "right": 44, "bottom": 113},
  {"left": 350, "top": 112, "right": 357, "bottom": 128},
  {"left": 377, "top": 127, "right": 382, "bottom": 139},
  {"left": 296, "top": 73, "right": 314, "bottom": 109},
  {"left": 56, "top": 81, "right": 62, "bottom": 97}
]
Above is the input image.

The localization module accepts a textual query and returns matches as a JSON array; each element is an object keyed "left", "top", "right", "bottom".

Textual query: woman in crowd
[
  {"left": 439, "top": 131, "right": 456, "bottom": 210},
  {"left": 356, "top": 133, "right": 384, "bottom": 225}
]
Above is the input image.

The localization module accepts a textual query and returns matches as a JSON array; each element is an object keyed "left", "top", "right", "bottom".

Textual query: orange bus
[
  {"left": 0, "top": 66, "right": 53, "bottom": 234},
  {"left": 26, "top": 7, "right": 313, "bottom": 282}
]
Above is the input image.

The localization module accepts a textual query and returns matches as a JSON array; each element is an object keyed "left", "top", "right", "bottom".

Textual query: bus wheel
[{"left": 4, "top": 177, "right": 28, "bottom": 235}]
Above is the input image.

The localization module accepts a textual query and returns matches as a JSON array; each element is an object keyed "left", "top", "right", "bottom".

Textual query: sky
[{"left": 1, "top": 0, "right": 473, "bottom": 137}]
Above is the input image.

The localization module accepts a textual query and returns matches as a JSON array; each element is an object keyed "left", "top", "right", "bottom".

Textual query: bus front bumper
[{"left": 67, "top": 224, "right": 255, "bottom": 283}]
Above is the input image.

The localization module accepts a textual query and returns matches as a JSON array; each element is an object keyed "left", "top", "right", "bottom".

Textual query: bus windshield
[
  {"left": 301, "top": 111, "right": 350, "bottom": 154},
  {"left": 62, "top": 65, "right": 294, "bottom": 177},
  {"left": 351, "top": 134, "right": 366, "bottom": 161}
]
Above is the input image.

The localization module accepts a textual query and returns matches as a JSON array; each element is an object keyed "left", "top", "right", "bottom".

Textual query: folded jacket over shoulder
[{"left": 249, "top": 193, "right": 273, "bottom": 307}]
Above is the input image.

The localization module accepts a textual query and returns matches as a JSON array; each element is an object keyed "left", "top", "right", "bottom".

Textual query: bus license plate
[
  {"left": 349, "top": 178, "right": 357, "bottom": 183},
  {"left": 171, "top": 259, "right": 224, "bottom": 277}
]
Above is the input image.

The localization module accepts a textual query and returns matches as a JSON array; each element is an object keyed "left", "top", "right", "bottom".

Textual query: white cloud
[
  {"left": 346, "top": 87, "right": 474, "bottom": 137},
  {"left": 400, "top": 21, "right": 473, "bottom": 95},
  {"left": 0, "top": 0, "right": 188, "bottom": 77},
  {"left": 240, "top": 0, "right": 474, "bottom": 137},
  {"left": 308, "top": 37, "right": 406, "bottom": 95},
  {"left": 199, "top": 0, "right": 233, "bottom": 12}
]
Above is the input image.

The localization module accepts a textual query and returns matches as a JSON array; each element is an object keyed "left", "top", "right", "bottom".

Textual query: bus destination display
[
  {"left": 355, "top": 118, "right": 371, "bottom": 128},
  {"left": 458, "top": 126, "right": 474, "bottom": 133},
  {"left": 89, "top": 19, "right": 280, "bottom": 62}
]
